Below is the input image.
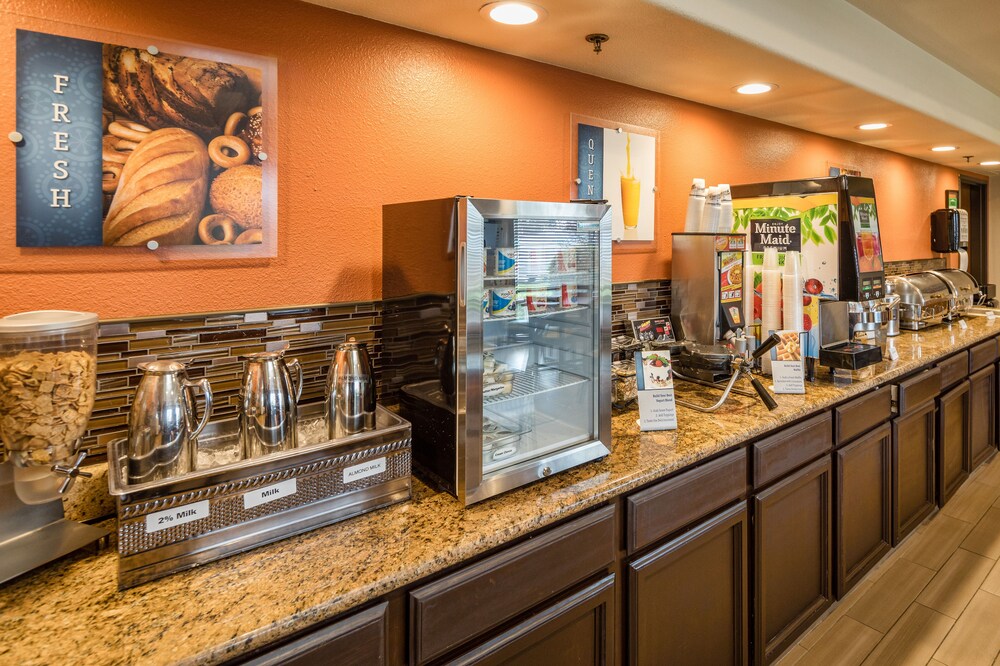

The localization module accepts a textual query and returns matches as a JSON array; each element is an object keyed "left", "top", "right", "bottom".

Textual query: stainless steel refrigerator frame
[{"left": 384, "top": 197, "right": 612, "bottom": 505}]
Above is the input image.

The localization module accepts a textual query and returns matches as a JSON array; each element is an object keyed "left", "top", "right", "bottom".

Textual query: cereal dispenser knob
[{"left": 52, "top": 451, "right": 93, "bottom": 495}]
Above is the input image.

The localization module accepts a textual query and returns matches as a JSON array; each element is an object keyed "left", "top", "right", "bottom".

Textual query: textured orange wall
[{"left": 0, "top": 0, "right": 959, "bottom": 319}]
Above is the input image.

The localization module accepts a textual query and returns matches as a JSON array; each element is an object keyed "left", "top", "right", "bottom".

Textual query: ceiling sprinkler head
[{"left": 586, "top": 33, "right": 609, "bottom": 54}]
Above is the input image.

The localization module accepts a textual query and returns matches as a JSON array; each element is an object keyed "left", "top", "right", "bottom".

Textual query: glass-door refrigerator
[{"left": 382, "top": 197, "right": 612, "bottom": 505}]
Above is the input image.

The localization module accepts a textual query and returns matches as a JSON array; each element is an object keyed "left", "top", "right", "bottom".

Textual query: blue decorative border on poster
[
  {"left": 16, "top": 29, "right": 103, "bottom": 246},
  {"left": 577, "top": 123, "right": 603, "bottom": 199}
]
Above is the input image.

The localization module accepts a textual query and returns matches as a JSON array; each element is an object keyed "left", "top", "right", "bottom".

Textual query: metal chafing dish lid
[
  {"left": 885, "top": 272, "right": 951, "bottom": 307},
  {"left": 928, "top": 269, "right": 978, "bottom": 297}
]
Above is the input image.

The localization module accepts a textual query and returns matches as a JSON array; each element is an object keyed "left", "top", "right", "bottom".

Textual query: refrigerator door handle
[{"left": 458, "top": 241, "right": 467, "bottom": 307}]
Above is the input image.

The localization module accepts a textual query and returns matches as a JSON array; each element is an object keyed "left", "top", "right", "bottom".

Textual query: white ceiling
[{"left": 306, "top": 0, "right": 1000, "bottom": 176}]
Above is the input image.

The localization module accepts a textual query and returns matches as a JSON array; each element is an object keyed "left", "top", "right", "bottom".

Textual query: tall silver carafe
[
  {"left": 127, "top": 361, "right": 213, "bottom": 484},
  {"left": 240, "top": 350, "right": 303, "bottom": 458},
  {"left": 326, "top": 339, "right": 376, "bottom": 438}
]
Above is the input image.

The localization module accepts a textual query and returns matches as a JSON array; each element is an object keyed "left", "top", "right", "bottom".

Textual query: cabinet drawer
[
  {"left": 242, "top": 602, "right": 388, "bottom": 666},
  {"left": 753, "top": 412, "right": 833, "bottom": 488},
  {"left": 835, "top": 386, "right": 892, "bottom": 446},
  {"left": 937, "top": 350, "right": 969, "bottom": 390},
  {"left": 894, "top": 368, "right": 941, "bottom": 415},
  {"left": 627, "top": 449, "right": 747, "bottom": 554},
  {"left": 409, "top": 506, "right": 615, "bottom": 664},
  {"left": 970, "top": 338, "right": 999, "bottom": 373},
  {"left": 447, "top": 575, "right": 615, "bottom": 666}
]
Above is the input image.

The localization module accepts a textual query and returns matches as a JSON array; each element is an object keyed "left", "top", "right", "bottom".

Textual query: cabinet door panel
[
  {"left": 969, "top": 366, "right": 996, "bottom": 469},
  {"left": 835, "top": 423, "right": 892, "bottom": 597},
  {"left": 448, "top": 575, "right": 615, "bottom": 666},
  {"left": 629, "top": 503, "right": 748, "bottom": 666},
  {"left": 754, "top": 457, "right": 833, "bottom": 665},
  {"left": 937, "top": 382, "right": 970, "bottom": 506},
  {"left": 893, "top": 402, "right": 936, "bottom": 544}
]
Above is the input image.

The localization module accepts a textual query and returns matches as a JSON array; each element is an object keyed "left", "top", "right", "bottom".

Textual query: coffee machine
[{"left": 730, "top": 176, "right": 888, "bottom": 371}]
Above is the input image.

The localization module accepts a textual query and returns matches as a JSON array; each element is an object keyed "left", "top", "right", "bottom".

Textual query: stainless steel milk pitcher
[
  {"left": 240, "top": 350, "right": 303, "bottom": 458},
  {"left": 326, "top": 339, "right": 376, "bottom": 438},
  {"left": 127, "top": 361, "right": 213, "bottom": 484}
]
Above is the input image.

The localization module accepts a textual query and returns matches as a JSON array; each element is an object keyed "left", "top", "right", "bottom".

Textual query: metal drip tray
[{"left": 107, "top": 403, "right": 411, "bottom": 589}]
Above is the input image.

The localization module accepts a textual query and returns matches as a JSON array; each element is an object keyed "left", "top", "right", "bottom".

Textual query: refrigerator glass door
[{"left": 462, "top": 199, "right": 611, "bottom": 503}]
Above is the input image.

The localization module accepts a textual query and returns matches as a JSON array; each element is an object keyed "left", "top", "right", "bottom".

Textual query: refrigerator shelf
[
  {"left": 484, "top": 272, "right": 592, "bottom": 284},
  {"left": 483, "top": 365, "right": 589, "bottom": 405},
  {"left": 485, "top": 305, "right": 590, "bottom": 323}
]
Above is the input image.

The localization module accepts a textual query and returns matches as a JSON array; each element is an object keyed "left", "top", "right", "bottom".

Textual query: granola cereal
[{"left": 0, "top": 349, "right": 96, "bottom": 463}]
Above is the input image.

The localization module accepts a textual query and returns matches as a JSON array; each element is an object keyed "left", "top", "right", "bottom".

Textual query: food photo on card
[
  {"left": 769, "top": 330, "right": 806, "bottom": 394},
  {"left": 634, "top": 350, "right": 678, "bottom": 430}
]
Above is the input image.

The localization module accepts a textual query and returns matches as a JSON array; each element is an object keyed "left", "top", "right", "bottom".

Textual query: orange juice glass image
[
  {"left": 620, "top": 133, "right": 640, "bottom": 229},
  {"left": 858, "top": 232, "right": 876, "bottom": 272}
]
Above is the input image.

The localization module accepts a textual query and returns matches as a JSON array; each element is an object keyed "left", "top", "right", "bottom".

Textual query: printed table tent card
[
  {"left": 769, "top": 330, "right": 805, "bottom": 394},
  {"left": 15, "top": 29, "right": 274, "bottom": 254},
  {"left": 635, "top": 350, "right": 678, "bottom": 431}
]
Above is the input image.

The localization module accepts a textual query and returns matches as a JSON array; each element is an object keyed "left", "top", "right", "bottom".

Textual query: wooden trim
[
  {"left": 409, "top": 506, "right": 615, "bottom": 664},
  {"left": 937, "top": 381, "right": 971, "bottom": 506},
  {"left": 752, "top": 412, "right": 833, "bottom": 489},
  {"left": 834, "top": 386, "right": 892, "bottom": 446},
  {"left": 626, "top": 449, "right": 747, "bottom": 554},
  {"left": 753, "top": 457, "right": 833, "bottom": 665},
  {"left": 835, "top": 423, "right": 892, "bottom": 597},
  {"left": 894, "top": 367, "right": 941, "bottom": 416}
]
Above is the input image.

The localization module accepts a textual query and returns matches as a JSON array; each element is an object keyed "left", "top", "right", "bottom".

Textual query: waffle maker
[{"left": 669, "top": 334, "right": 781, "bottom": 412}]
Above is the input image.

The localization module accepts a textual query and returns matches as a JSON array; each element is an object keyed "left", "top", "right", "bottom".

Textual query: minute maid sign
[{"left": 750, "top": 218, "right": 802, "bottom": 252}]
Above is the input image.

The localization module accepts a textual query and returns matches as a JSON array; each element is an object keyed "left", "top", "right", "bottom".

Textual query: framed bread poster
[{"left": 14, "top": 27, "right": 276, "bottom": 258}]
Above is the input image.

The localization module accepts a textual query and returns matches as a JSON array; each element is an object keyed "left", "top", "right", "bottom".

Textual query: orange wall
[{"left": 0, "top": 0, "right": 960, "bottom": 319}]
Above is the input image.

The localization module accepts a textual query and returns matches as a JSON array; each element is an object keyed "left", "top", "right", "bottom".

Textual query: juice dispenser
[{"left": 730, "top": 176, "right": 888, "bottom": 371}]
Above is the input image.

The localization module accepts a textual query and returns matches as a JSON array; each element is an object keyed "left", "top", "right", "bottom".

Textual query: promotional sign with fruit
[
  {"left": 15, "top": 29, "right": 273, "bottom": 252},
  {"left": 634, "top": 350, "right": 677, "bottom": 430},
  {"left": 730, "top": 192, "right": 840, "bottom": 357}
]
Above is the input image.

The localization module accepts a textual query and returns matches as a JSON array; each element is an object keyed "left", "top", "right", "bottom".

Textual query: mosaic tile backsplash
[
  {"left": 884, "top": 257, "right": 947, "bottom": 276},
  {"left": 81, "top": 281, "right": 674, "bottom": 461},
  {"left": 83, "top": 302, "right": 381, "bottom": 461}
]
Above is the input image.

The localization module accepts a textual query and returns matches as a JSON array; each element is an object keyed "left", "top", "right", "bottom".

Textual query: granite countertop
[{"left": 2, "top": 317, "right": 997, "bottom": 666}]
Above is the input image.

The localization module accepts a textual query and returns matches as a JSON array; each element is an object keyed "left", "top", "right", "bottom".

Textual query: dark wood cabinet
[
  {"left": 753, "top": 457, "right": 833, "bottom": 665},
  {"left": 937, "top": 381, "right": 971, "bottom": 506},
  {"left": 409, "top": 506, "right": 615, "bottom": 665},
  {"left": 448, "top": 575, "right": 616, "bottom": 666},
  {"left": 834, "top": 423, "right": 892, "bottom": 597},
  {"left": 892, "top": 401, "right": 937, "bottom": 544},
  {"left": 969, "top": 365, "right": 997, "bottom": 469},
  {"left": 628, "top": 503, "right": 748, "bottom": 665},
  {"left": 240, "top": 602, "right": 389, "bottom": 666}
]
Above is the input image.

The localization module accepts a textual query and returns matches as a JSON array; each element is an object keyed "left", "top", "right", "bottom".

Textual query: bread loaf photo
[
  {"left": 103, "top": 45, "right": 254, "bottom": 139},
  {"left": 103, "top": 128, "right": 210, "bottom": 246},
  {"left": 210, "top": 164, "right": 262, "bottom": 232}
]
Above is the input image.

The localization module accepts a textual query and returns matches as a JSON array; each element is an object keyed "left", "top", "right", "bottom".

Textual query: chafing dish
[
  {"left": 885, "top": 273, "right": 952, "bottom": 330},
  {"left": 929, "top": 269, "right": 979, "bottom": 318}
]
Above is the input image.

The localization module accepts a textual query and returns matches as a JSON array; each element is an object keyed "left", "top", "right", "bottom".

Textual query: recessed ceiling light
[
  {"left": 857, "top": 123, "right": 890, "bottom": 131},
  {"left": 480, "top": 2, "right": 545, "bottom": 25},
  {"left": 734, "top": 83, "right": 777, "bottom": 95},
  {"left": 931, "top": 146, "right": 957, "bottom": 152},
  {"left": 980, "top": 160, "right": 1000, "bottom": 166}
]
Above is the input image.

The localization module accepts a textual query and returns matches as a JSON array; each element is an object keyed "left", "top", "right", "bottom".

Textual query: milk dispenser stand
[
  {"left": 730, "top": 176, "right": 890, "bottom": 374},
  {"left": 0, "top": 311, "right": 109, "bottom": 583}
]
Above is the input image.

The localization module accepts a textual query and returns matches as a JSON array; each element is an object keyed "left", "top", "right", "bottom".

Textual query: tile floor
[{"left": 777, "top": 452, "right": 1000, "bottom": 666}]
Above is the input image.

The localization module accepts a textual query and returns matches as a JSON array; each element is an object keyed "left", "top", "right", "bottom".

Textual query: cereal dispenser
[{"left": 0, "top": 311, "right": 109, "bottom": 583}]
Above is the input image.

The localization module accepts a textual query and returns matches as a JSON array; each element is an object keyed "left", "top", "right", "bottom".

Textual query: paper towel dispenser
[{"left": 931, "top": 208, "right": 969, "bottom": 253}]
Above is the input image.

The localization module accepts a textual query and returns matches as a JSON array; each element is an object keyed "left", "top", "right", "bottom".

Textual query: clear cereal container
[{"left": 0, "top": 311, "right": 99, "bottom": 480}]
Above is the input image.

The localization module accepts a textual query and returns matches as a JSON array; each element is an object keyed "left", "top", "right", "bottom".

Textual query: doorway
[{"left": 960, "top": 176, "right": 988, "bottom": 285}]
